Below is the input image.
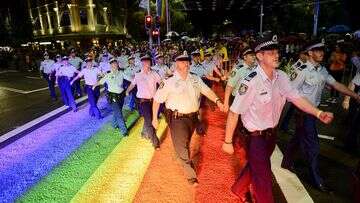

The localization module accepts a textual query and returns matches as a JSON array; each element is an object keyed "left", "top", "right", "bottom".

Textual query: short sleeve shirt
[{"left": 230, "top": 66, "right": 301, "bottom": 132}]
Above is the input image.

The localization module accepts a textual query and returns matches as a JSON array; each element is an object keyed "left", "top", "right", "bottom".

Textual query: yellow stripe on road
[{"left": 71, "top": 118, "right": 167, "bottom": 203}]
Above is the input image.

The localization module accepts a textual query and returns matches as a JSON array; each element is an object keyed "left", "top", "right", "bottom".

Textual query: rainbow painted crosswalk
[{"left": 0, "top": 98, "right": 167, "bottom": 203}]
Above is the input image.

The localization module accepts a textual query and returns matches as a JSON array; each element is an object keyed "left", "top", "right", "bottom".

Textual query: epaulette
[
  {"left": 164, "top": 74, "right": 174, "bottom": 80},
  {"left": 299, "top": 64, "right": 307, "bottom": 70},
  {"left": 136, "top": 69, "right": 141, "bottom": 73},
  {"left": 244, "top": 71, "right": 257, "bottom": 82},
  {"left": 236, "top": 64, "right": 244, "bottom": 69}
]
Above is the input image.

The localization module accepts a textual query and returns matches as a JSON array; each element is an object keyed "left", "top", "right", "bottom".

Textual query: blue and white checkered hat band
[
  {"left": 306, "top": 43, "right": 325, "bottom": 52},
  {"left": 255, "top": 41, "right": 278, "bottom": 52}
]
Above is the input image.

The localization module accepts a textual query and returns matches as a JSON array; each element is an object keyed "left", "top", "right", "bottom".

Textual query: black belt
[
  {"left": 107, "top": 92, "right": 124, "bottom": 102},
  {"left": 172, "top": 110, "right": 198, "bottom": 119},
  {"left": 137, "top": 98, "right": 153, "bottom": 103},
  {"left": 245, "top": 127, "right": 277, "bottom": 137}
]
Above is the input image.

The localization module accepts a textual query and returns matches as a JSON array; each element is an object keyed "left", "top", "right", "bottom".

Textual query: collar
[
  {"left": 257, "top": 65, "right": 278, "bottom": 82},
  {"left": 306, "top": 61, "right": 322, "bottom": 71}
]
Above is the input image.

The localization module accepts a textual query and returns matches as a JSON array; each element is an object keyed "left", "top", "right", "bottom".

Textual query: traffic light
[
  {"left": 152, "top": 29, "right": 160, "bottom": 38},
  {"left": 155, "top": 16, "right": 161, "bottom": 29},
  {"left": 145, "top": 15, "right": 152, "bottom": 30}
]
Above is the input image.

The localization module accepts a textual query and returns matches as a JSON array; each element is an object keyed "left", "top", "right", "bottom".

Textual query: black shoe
[
  {"left": 187, "top": 178, "right": 199, "bottom": 186},
  {"left": 316, "top": 184, "right": 333, "bottom": 193}
]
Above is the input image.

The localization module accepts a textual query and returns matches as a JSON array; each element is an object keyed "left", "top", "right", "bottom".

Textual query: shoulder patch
[
  {"left": 159, "top": 81, "right": 165, "bottom": 89},
  {"left": 238, "top": 83, "right": 248, "bottom": 95},
  {"left": 289, "top": 71, "right": 298, "bottom": 81},
  {"left": 230, "top": 70, "right": 236, "bottom": 77},
  {"left": 236, "top": 64, "right": 244, "bottom": 69},
  {"left": 296, "top": 62, "right": 301, "bottom": 67},
  {"left": 244, "top": 71, "right": 257, "bottom": 82}
]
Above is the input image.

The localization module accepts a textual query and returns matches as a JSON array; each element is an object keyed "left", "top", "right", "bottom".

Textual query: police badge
[
  {"left": 231, "top": 71, "right": 236, "bottom": 77},
  {"left": 159, "top": 81, "right": 165, "bottom": 89},
  {"left": 239, "top": 83, "right": 248, "bottom": 95},
  {"left": 290, "top": 71, "right": 298, "bottom": 81}
]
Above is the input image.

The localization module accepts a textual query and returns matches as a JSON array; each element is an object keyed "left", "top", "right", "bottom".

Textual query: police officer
[
  {"left": 99, "top": 53, "right": 111, "bottom": 74},
  {"left": 123, "top": 55, "right": 140, "bottom": 111},
  {"left": 223, "top": 35, "right": 334, "bottom": 202},
  {"left": 71, "top": 57, "right": 102, "bottom": 119},
  {"left": 40, "top": 52, "right": 56, "bottom": 100},
  {"left": 94, "top": 58, "right": 128, "bottom": 136},
  {"left": 55, "top": 56, "right": 79, "bottom": 112},
  {"left": 151, "top": 53, "right": 172, "bottom": 80},
  {"left": 126, "top": 54, "right": 161, "bottom": 149},
  {"left": 280, "top": 49, "right": 309, "bottom": 132},
  {"left": 69, "top": 48, "right": 83, "bottom": 97},
  {"left": 98, "top": 46, "right": 113, "bottom": 62},
  {"left": 343, "top": 50, "right": 360, "bottom": 152},
  {"left": 152, "top": 51, "right": 225, "bottom": 186},
  {"left": 281, "top": 40, "right": 360, "bottom": 192},
  {"left": 224, "top": 48, "right": 256, "bottom": 112}
]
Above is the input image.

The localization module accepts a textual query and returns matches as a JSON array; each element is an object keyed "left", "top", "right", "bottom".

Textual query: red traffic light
[
  {"left": 152, "top": 29, "right": 160, "bottom": 37},
  {"left": 145, "top": 15, "right": 152, "bottom": 29}
]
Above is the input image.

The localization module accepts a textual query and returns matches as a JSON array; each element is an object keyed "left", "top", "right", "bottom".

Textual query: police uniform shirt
[
  {"left": 190, "top": 62, "right": 208, "bottom": 78},
  {"left": 40, "top": 59, "right": 55, "bottom": 74},
  {"left": 227, "top": 63, "right": 256, "bottom": 96},
  {"left": 52, "top": 62, "right": 63, "bottom": 73},
  {"left": 132, "top": 70, "right": 161, "bottom": 99},
  {"left": 55, "top": 64, "right": 77, "bottom": 78},
  {"left": 154, "top": 71, "right": 214, "bottom": 114},
  {"left": 69, "top": 57, "right": 83, "bottom": 70},
  {"left": 291, "top": 61, "right": 336, "bottom": 106},
  {"left": 123, "top": 64, "right": 141, "bottom": 82},
  {"left": 78, "top": 67, "right": 101, "bottom": 86},
  {"left": 117, "top": 55, "right": 129, "bottom": 69},
  {"left": 230, "top": 66, "right": 301, "bottom": 132},
  {"left": 99, "top": 70, "right": 124, "bottom": 94},
  {"left": 202, "top": 60, "right": 217, "bottom": 75},
  {"left": 81, "top": 60, "right": 98, "bottom": 70},
  {"left": 99, "top": 53, "right": 113, "bottom": 62},
  {"left": 151, "top": 64, "right": 170, "bottom": 79},
  {"left": 99, "top": 61, "right": 111, "bottom": 74}
]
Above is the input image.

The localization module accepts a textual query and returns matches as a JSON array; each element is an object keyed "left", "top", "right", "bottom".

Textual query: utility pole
[
  {"left": 313, "top": 0, "right": 320, "bottom": 37},
  {"left": 259, "top": 0, "right": 264, "bottom": 36},
  {"left": 147, "top": 0, "right": 153, "bottom": 49}
]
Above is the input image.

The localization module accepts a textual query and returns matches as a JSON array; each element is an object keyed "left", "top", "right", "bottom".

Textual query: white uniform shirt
[
  {"left": 55, "top": 64, "right": 77, "bottom": 78},
  {"left": 99, "top": 61, "right": 111, "bottom": 74},
  {"left": 99, "top": 70, "right": 124, "bottom": 94},
  {"left": 291, "top": 61, "right": 336, "bottom": 106},
  {"left": 202, "top": 60, "right": 217, "bottom": 75},
  {"left": 78, "top": 67, "right": 101, "bottom": 86},
  {"left": 154, "top": 71, "right": 214, "bottom": 114},
  {"left": 227, "top": 63, "right": 255, "bottom": 96},
  {"left": 230, "top": 66, "right": 301, "bottom": 132},
  {"left": 40, "top": 59, "right": 55, "bottom": 74},
  {"left": 69, "top": 57, "right": 83, "bottom": 70},
  {"left": 132, "top": 70, "right": 161, "bottom": 99}
]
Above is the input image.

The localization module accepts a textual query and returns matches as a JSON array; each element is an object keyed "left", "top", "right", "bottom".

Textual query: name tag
[{"left": 260, "top": 91, "right": 267, "bottom": 95}]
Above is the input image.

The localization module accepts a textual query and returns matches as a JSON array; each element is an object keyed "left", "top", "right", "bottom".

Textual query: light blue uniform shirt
[
  {"left": 190, "top": 62, "right": 208, "bottom": 78},
  {"left": 56, "top": 64, "right": 78, "bottom": 78},
  {"left": 99, "top": 70, "right": 124, "bottom": 94},
  {"left": 291, "top": 61, "right": 336, "bottom": 106},
  {"left": 351, "top": 56, "right": 360, "bottom": 86},
  {"left": 40, "top": 59, "right": 55, "bottom": 74},
  {"left": 227, "top": 63, "right": 255, "bottom": 96},
  {"left": 69, "top": 57, "right": 83, "bottom": 70}
]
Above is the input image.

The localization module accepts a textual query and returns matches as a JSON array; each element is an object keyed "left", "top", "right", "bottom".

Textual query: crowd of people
[{"left": 35, "top": 33, "right": 360, "bottom": 202}]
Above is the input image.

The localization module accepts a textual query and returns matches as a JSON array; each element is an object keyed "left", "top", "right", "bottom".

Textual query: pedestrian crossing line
[
  {"left": 71, "top": 118, "right": 168, "bottom": 203},
  {"left": 0, "top": 86, "right": 28, "bottom": 94},
  {"left": 25, "top": 76, "right": 42, "bottom": 79},
  {"left": 271, "top": 145, "right": 313, "bottom": 203}
]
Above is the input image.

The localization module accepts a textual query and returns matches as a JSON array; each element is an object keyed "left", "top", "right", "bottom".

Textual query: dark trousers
[
  {"left": 85, "top": 85, "right": 102, "bottom": 119},
  {"left": 42, "top": 72, "right": 56, "bottom": 99},
  {"left": 280, "top": 103, "right": 295, "bottom": 131},
  {"left": 330, "top": 70, "right": 343, "bottom": 98},
  {"left": 73, "top": 75, "right": 83, "bottom": 97},
  {"left": 138, "top": 99, "right": 160, "bottom": 148},
  {"left": 110, "top": 93, "right": 128, "bottom": 135},
  {"left": 282, "top": 110, "right": 323, "bottom": 186},
  {"left": 232, "top": 131, "right": 277, "bottom": 203},
  {"left": 123, "top": 80, "right": 136, "bottom": 110},
  {"left": 344, "top": 85, "right": 360, "bottom": 150},
  {"left": 58, "top": 76, "right": 77, "bottom": 110},
  {"left": 169, "top": 115, "right": 198, "bottom": 179}
]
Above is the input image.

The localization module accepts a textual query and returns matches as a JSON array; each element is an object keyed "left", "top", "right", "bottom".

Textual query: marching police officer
[
  {"left": 151, "top": 53, "right": 172, "bottom": 80},
  {"left": 126, "top": 54, "right": 161, "bottom": 149},
  {"left": 281, "top": 40, "right": 360, "bottom": 192},
  {"left": 152, "top": 51, "right": 225, "bottom": 186},
  {"left": 94, "top": 58, "right": 128, "bottom": 136},
  {"left": 224, "top": 48, "right": 256, "bottom": 111},
  {"left": 40, "top": 52, "right": 56, "bottom": 100},
  {"left": 71, "top": 57, "right": 102, "bottom": 119},
  {"left": 69, "top": 48, "right": 83, "bottom": 97},
  {"left": 223, "top": 35, "right": 334, "bottom": 202},
  {"left": 123, "top": 55, "right": 140, "bottom": 111},
  {"left": 55, "top": 56, "right": 79, "bottom": 112}
]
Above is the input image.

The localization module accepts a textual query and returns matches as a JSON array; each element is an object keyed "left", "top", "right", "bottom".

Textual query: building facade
[{"left": 27, "top": 0, "right": 127, "bottom": 39}]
